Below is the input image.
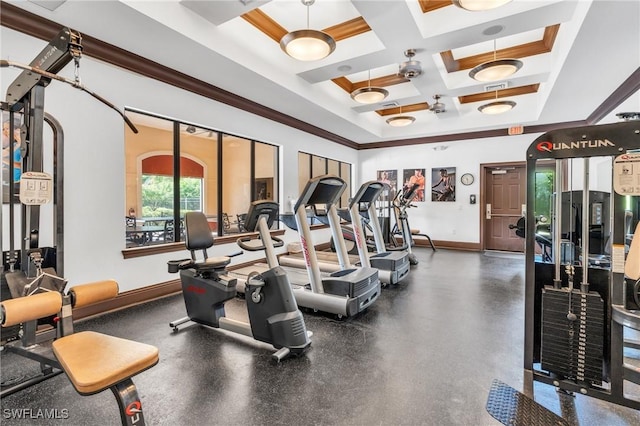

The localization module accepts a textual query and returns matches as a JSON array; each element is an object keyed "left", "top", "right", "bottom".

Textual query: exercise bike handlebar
[{"left": 236, "top": 235, "right": 284, "bottom": 252}]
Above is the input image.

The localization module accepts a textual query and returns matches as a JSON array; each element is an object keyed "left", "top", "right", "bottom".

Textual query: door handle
[{"left": 486, "top": 204, "right": 491, "bottom": 220}]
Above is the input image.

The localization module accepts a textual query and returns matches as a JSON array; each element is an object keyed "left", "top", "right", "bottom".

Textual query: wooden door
[{"left": 484, "top": 165, "right": 526, "bottom": 252}]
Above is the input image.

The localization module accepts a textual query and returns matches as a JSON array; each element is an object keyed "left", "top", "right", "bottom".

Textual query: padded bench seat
[{"left": 52, "top": 331, "right": 159, "bottom": 395}]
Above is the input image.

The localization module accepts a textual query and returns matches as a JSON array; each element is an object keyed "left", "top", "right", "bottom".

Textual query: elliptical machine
[
  {"left": 167, "top": 209, "right": 311, "bottom": 362},
  {"left": 391, "top": 183, "right": 436, "bottom": 265}
]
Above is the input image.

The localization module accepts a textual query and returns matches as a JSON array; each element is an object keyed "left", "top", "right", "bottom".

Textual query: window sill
[{"left": 122, "top": 229, "right": 286, "bottom": 259}]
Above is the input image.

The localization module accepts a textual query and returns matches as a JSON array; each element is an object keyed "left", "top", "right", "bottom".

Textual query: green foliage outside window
[
  {"left": 141, "top": 174, "right": 202, "bottom": 217},
  {"left": 535, "top": 171, "right": 554, "bottom": 219}
]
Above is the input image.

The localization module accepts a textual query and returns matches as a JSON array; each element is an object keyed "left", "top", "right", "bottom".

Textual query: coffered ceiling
[{"left": 5, "top": 0, "right": 640, "bottom": 146}]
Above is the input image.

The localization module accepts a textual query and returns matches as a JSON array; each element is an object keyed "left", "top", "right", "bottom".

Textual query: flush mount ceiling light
[
  {"left": 386, "top": 106, "right": 416, "bottom": 127},
  {"left": 469, "top": 39, "right": 522, "bottom": 82},
  {"left": 280, "top": 0, "right": 336, "bottom": 61},
  {"left": 478, "top": 100, "right": 516, "bottom": 114},
  {"left": 452, "top": 0, "right": 513, "bottom": 11},
  {"left": 478, "top": 91, "right": 516, "bottom": 114},
  {"left": 350, "top": 70, "right": 389, "bottom": 104}
]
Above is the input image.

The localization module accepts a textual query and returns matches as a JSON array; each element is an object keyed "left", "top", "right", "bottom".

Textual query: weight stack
[{"left": 540, "top": 286, "right": 604, "bottom": 385}]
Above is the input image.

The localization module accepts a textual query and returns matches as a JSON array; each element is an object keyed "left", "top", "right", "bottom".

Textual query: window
[
  {"left": 297, "top": 151, "right": 352, "bottom": 208},
  {"left": 222, "top": 135, "right": 250, "bottom": 233},
  {"left": 124, "top": 110, "right": 279, "bottom": 248}
]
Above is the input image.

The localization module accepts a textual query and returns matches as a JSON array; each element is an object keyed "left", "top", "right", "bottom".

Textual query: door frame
[{"left": 479, "top": 161, "right": 527, "bottom": 251}]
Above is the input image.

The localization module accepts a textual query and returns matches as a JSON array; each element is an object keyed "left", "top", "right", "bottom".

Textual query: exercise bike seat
[
  {"left": 181, "top": 212, "right": 233, "bottom": 273},
  {"left": 185, "top": 211, "right": 215, "bottom": 251},
  {"left": 193, "top": 256, "right": 231, "bottom": 272}
]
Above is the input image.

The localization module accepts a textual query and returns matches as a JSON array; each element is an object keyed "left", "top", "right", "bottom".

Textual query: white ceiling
[{"left": 13, "top": 0, "right": 640, "bottom": 145}]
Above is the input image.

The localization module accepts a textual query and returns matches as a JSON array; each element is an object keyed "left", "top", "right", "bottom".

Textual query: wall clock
[{"left": 461, "top": 173, "right": 474, "bottom": 186}]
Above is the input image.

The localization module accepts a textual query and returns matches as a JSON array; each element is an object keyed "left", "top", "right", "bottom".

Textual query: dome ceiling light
[
  {"left": 280, "top": 0, "right": 336, "bottom": 62},
  {"left": 469, "top": 39, "right": 522, "bottom": 82},
  {"left": 398, "top": 49, "right": 422, "bottom": 79},
  {"left": 452, "top": 0, "right": 513, "bottom": 12},
  {"left": 386, "top": 106, "right": 416, "bottom": 127},
  {"left": 350, "top": 70, "right": 389, "bottom": 104},
  {"left": 478, "top": 91, "right": 516, "bottom": 114},
  {"left": 478, "top": 100, "right": 516, "bottom": 114}
]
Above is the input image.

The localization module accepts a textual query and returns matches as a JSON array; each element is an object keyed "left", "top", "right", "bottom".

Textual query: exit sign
[{"left": 508, "top": 125, "right": 524, "bottom": 135}]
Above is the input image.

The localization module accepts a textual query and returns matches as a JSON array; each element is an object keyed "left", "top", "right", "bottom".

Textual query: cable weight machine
[
  {"left": 1, "top": 27, "right": 137, "bottom": 396},
  {"left": 523, "top": 120, "right": 640, "bottom": 410}
]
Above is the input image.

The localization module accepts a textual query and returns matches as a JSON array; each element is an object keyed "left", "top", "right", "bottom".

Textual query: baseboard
[
  {"left": 316, "top": 242, "right": 332, "bottom": 251},
  {"left": 414, "top": 238, "right": 481, "bottom": 251},
  {"left": 73, "top": 256, "right": 272, "bottom": 321},
  {"left": 73, "top": 279, "right": 182, "bottom": 321},
  {"left": 77, "top": 240, "right": 481, "bottom": 320}
]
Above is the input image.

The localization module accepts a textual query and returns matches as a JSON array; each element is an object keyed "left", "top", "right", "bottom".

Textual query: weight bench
[{"left": 1, "top": 280, "right": 159, "bottom": 426}]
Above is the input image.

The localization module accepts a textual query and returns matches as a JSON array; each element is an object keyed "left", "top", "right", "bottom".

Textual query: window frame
[
  {"left": 298, "top": 151, "right": 352, "bottom": 208},
  {"left": 122, "top": 109, "right": 280, "bottom": 257}
]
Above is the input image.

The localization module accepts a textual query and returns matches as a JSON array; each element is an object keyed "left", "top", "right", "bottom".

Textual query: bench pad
[{"left": 52, "top": 331, "right": 159, "bottom": 394}]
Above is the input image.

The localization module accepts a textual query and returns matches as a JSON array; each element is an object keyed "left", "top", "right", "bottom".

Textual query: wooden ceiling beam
[
  {"left": 242, "top": 11, "right": 371, "bottom": 44},
  {"left": 241, "top": 9, "right": 287, "bottom": 43},
  {"left": 458, "top": 84, "right": 540, "bottom": 104},
  {"left": 418, "top": 0, "right": 453, "bottom": 13},
  {"left": 441, "top": 24, "right": 561, "bottom": 73},
  {"left": 324, "top": 17, "right": 371, "bottom": 41},
  {"left": 351, "top": 74, "right": 409, "bottom": 90},
  {"left": 376, "top": 103, "right": 430, "bottom": 116},
  {"left": 331, "top": 77, "right": 354, "bottom": 93}
]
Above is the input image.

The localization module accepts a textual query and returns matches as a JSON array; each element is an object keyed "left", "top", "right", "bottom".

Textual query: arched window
[
  {"left": 141, "top": 155, "right": 204, "bottom": 215},
  {"left": 124, "top": 110, "right": 280, "bottom": 250}
]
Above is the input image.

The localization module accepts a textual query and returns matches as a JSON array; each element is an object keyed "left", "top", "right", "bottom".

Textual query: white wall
[
  {"left": 358, "top": 134, "right": 541, "bottom": 243},
  {"left": 1, "top": 27, "right": 356, "bottom": 291}
]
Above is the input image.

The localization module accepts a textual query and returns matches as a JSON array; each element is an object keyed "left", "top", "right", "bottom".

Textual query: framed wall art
[{"left": 431, "top": 167, "right": 456, "bottom": 202}]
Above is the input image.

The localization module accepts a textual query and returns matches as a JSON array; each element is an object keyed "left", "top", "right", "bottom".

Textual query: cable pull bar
[{"left": 0, "top": 59, "right": 138, "bottom": 134}]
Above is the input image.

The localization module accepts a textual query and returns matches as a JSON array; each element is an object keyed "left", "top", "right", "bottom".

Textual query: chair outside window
[
  {"left": 236, "top": 213, "right": 247, "bottom": 233},
  {"left": 125, "top": 216, "right": 144, "bottom": 246},
  {"left": 222, "top": 213, "right": 232, "bottom": 232},
  {"left": 163, "top": 219, "right": 175, "bottom": 242}
]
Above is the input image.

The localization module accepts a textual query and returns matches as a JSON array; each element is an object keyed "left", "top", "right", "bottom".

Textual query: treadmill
[
  {"left": 280, "top": 181, "right": 410, "bottom": 285},
  {"left": 231, "top": 176, "right": 381, "bottom": 318}
]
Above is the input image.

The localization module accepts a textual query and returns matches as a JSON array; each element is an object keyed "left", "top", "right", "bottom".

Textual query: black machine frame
[
  {"left": 524, "top": 120, "right": 640, "bottom": 410},
  {"left": 1, "top": 28, "right": 143, "bottom": 420}
]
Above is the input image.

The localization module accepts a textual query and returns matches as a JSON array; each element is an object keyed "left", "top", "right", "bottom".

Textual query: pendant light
[
  {"left": 386, "top": 106, "right": 416, "bottom": 127},
  {"left": 453, "top": 0, "right": 513, "bottom": 11},
  {"left": 469, "top": 39, "right": 522, "bottom": 82},
  {"left": 280, "top": 0, "right": 336, "bottom": 62},
  {"left": 478, "top": 90, "right": 516, "bottom": 114},
  {"left": 350, "top": 70, "right": 389, "bottom": 104}
]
